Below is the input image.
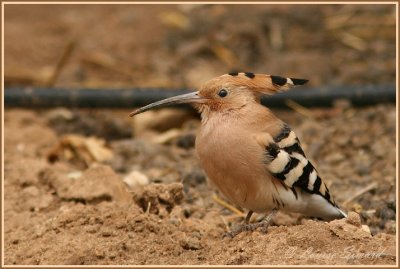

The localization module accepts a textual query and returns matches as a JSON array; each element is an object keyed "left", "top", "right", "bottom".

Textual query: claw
[
  {"left": 223, "top": 221, "right": 271, "bottom": 238},
  {"left": 223, "top": 209, "right": 278, "bottom": 238}
]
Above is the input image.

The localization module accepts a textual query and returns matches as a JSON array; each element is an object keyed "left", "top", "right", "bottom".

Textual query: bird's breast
[{"left": 195, "top": 119, "right": 275, "bottom": 212}]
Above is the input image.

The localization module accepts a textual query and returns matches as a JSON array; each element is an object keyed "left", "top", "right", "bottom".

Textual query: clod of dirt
[
  {"left": 20, "top": 186, "right": 54, "bottom": 212},
  {"left": 328, "top": 212, "right": 372, "bottom": 240},
  {"left": 346, "top": 211, "right": 362, "bottom": 227},
  {"left": 47, "top": 134, "right": 114, "bottom": 169},
  {"left": 6, "top": 158, "right": 49, "bottom": 187},
  {"left": 39, "top": 164, "right": 131, "bottom": 204},
  {"left": 179, "top": 236, "right": 203, "bottom": 250},
  {"left": 132, "top": 183, "right": 184, "bottom": 216}
]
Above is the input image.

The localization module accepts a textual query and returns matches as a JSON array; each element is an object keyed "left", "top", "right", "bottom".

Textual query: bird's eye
[{"left": 218, "top": 89, "right": 228, "bottom": 98}]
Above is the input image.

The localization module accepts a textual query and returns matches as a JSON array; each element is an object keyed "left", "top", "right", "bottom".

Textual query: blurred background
[
  {"left": 5, "top": 4, "right": 396, "bottom": 89},
  {"left": 4, "top": 4, "right": 397, "bottom": 265}
]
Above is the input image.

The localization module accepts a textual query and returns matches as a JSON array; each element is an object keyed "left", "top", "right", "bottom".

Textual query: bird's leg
[
  {"left": 244, "top": 210, "right": 254, "bottom": 224},
  {"left": 224, "top": 209, "right": 278, "bottom": 238},
  {"left": 223, "top": 211, "right": 254, "bottom": 238},
  {"left": 259, "top": 208, "right": 278, "bottom": 234}
]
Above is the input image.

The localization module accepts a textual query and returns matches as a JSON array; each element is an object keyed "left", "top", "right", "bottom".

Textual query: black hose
[
  {"left": 262, "top": 84, "right": 396, "bottom": 107},
  {"left": 4, "top": 84, "right": 396, "bottom": 109}
]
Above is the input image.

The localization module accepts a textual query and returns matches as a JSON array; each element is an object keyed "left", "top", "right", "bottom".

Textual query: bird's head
[{"left": 129, "top": 72, "right": 308, "bottom": 117}]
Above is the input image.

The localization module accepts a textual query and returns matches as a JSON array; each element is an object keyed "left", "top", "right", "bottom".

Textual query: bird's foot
[
  {"left": 223, "top": 209, "right": 277, "bottom": 239},
  {"left": 223, "top": 220, "right": 272, "bottom": 238}
]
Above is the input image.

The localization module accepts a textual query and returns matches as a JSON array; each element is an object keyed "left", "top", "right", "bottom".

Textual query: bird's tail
[{"left": 336, "top": 206, "right": 348, "bottom": 219}]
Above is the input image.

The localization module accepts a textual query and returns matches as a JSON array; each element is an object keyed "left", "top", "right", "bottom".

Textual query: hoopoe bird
[{"left": 130, "top": 72, "right": 347, "bottom": 237}]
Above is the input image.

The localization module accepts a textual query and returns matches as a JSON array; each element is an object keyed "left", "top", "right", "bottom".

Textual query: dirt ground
[{"left": 3, "top": 4, "right": 397, "bottom": 265}]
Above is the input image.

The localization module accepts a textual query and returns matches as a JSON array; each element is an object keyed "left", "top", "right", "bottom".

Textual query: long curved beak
[{"left": 129, "top": 91, "right": 207, "bottom": 117}]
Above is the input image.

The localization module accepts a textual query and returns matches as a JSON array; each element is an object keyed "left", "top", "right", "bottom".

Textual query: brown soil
[{"left": 4, "top": 4, "right": 396, "bottom": 266}]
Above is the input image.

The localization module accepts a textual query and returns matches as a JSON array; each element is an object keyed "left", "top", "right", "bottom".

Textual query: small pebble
[
  {"left": 346, "top": 211, "right": 362, "bottom": 227},
  {"left": 180, "top": 237, "right": 202, "bottom": 250},
  {"left": 123, "top": 170, "right": 149, "bottom": 188}
]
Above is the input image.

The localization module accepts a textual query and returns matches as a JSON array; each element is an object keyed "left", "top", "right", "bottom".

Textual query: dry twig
[
  {"left": 46, "top": 40, "right": 76, "bottom": 87},
  {"left": 212, "top": 194, "right": 245, "bottom": 217},
  {"left": 343, "top": 182, "right": 378, "bottom": 206}
]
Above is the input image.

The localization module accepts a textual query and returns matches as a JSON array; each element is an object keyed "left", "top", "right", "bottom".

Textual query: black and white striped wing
[{"left": 264, "top": 124, "right": 339, "bottom": 208}]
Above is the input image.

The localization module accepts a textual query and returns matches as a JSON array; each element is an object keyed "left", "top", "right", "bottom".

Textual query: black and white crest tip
[
  {"left": 228, "top": 72, "right": 255, "bottom": 79},
  {"left": 244, "top": 72, "right": 255, "bottom": 78},
  {"left": 270, "top": 75, "right": 309, "bottom": 87},
  {"left": 270, "top": 75, "right": 287, "bottom": 86},
  {"left": 289, "top": 78, "right": 308, "bottom": 85}
]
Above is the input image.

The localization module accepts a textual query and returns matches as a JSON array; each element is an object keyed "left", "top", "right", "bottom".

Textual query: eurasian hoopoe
[{"left": 130, "top": 72, "right": 347, "bottom": 237}]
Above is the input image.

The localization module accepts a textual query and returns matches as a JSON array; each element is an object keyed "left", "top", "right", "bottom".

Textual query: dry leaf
[{"left": 48, "top": 134, "right": 113, "bottom": 168}]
